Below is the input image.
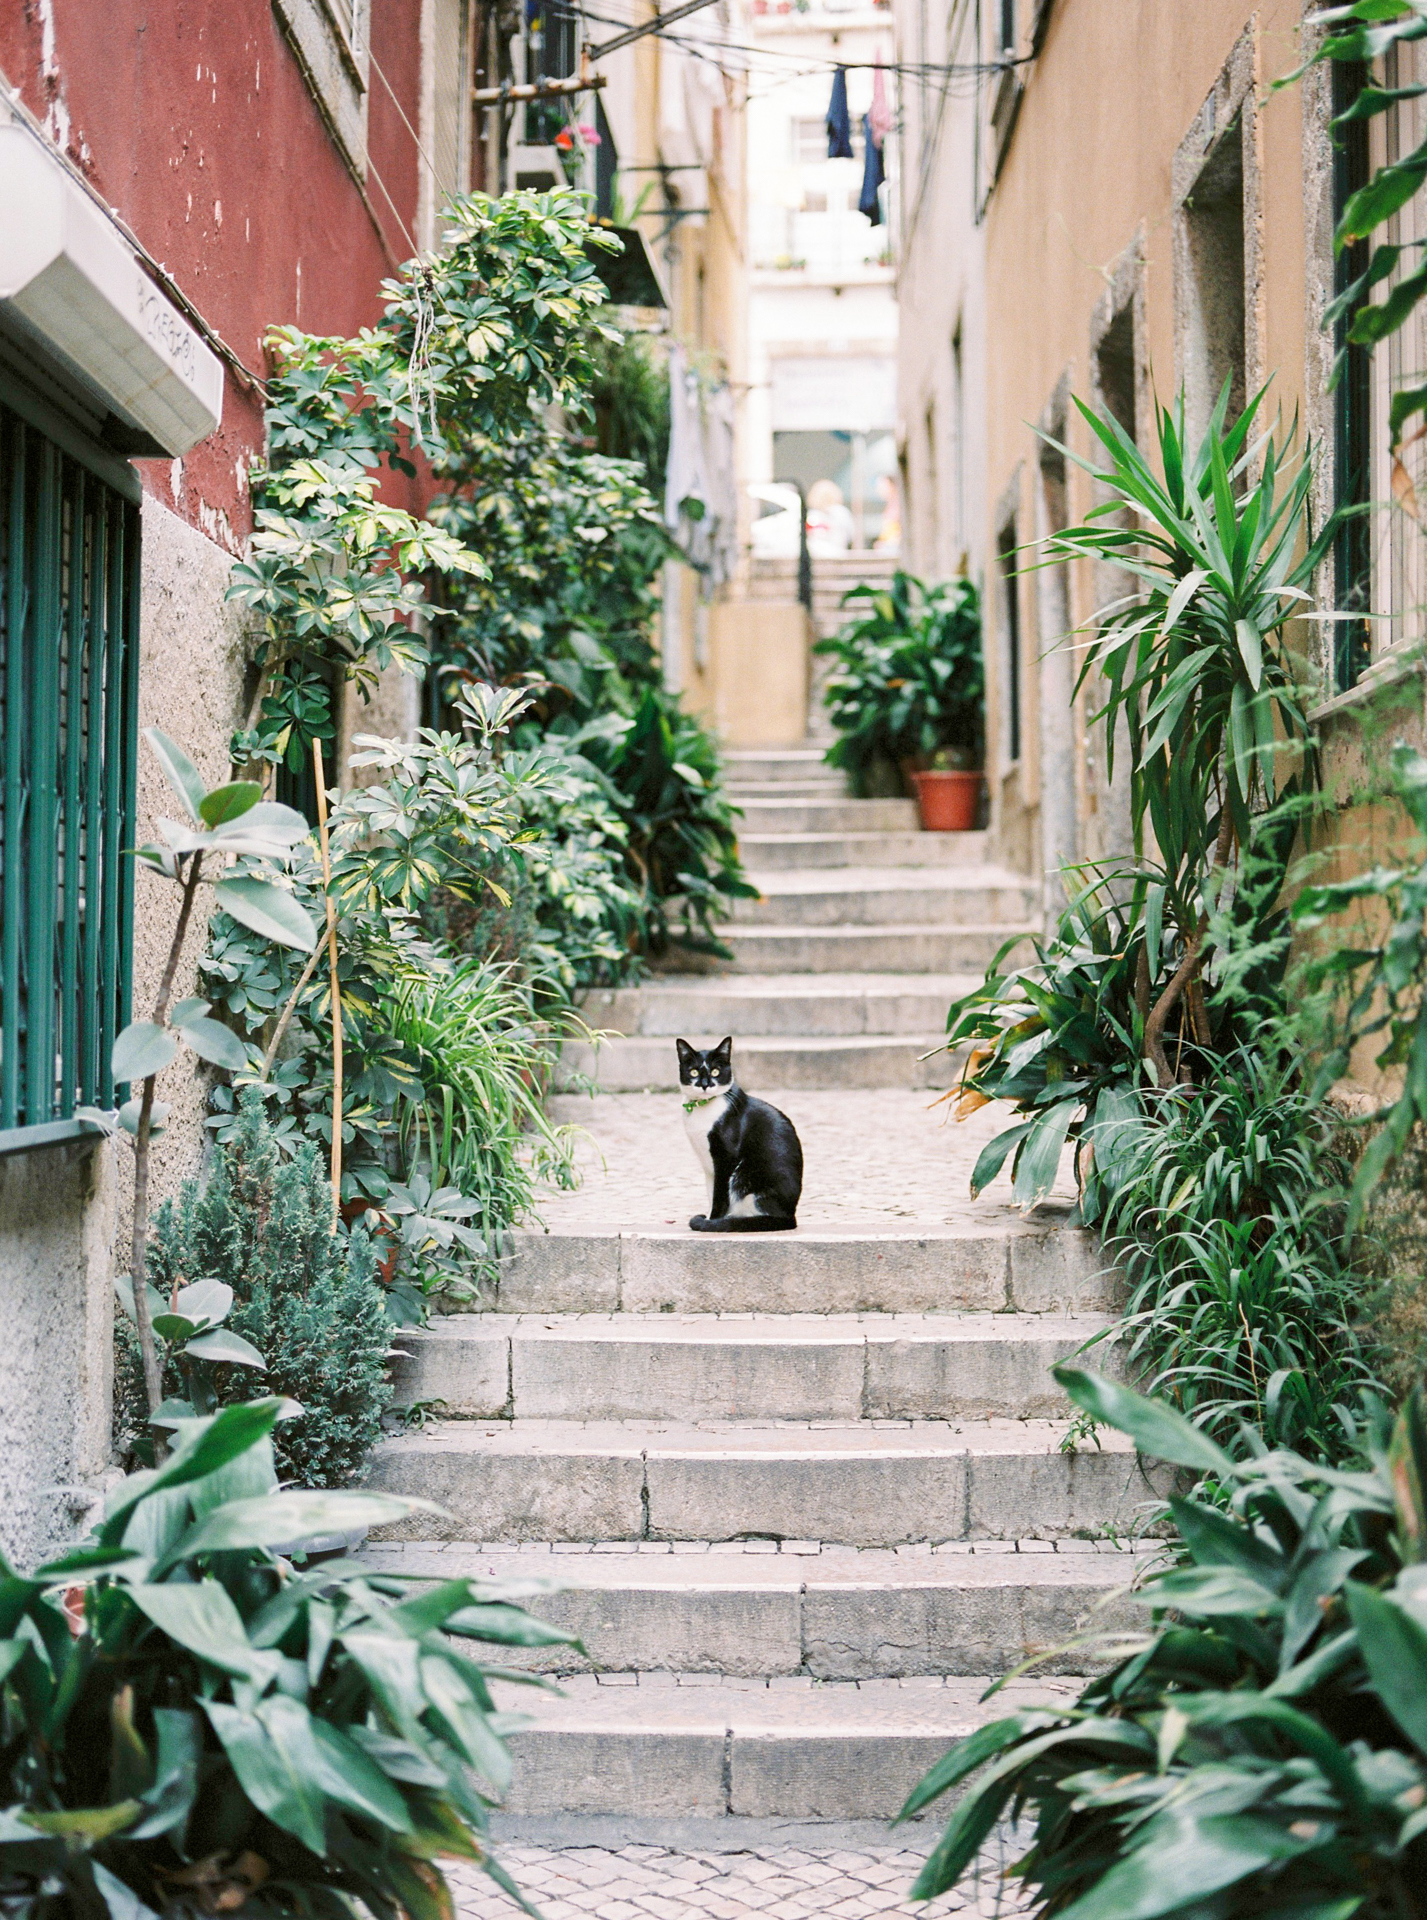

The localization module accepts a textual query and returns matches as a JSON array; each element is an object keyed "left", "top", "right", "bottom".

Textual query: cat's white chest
[{"left": 682, "top": 1091, "right": 728, "bottom": 1186}]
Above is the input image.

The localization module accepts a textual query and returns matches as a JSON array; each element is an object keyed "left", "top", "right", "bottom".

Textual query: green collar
[{"left": 682, "top": 1090, "right": 723, "bottom": 1112}]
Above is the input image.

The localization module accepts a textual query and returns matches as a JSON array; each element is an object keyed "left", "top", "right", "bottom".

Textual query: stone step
[
  {"left": 725, "top": 923, "right": 1033, "bottom": 973},
  {"left": 734, "top": 798, "right": 919, "bottom": 834},
  {"left": 363, "top": 1537, "right": 1150, "bottom": 1678},
  {"left": 582, "top": 973, "right": 972, "bottom": 1039},
  {"left": 728, "top": 781, "right": 850, "bottom": 802},
  {"left": 740, "top": 831, "right": 985, "bottom": 871},
  {"left": 391, "top": 1312, "right": 1115, "bottom": 1422},
  {"left": 489, "top": 1224, "right": 1115, "bottom": 1316},
  {"left": 368, "top": 1418, "right": 1143, "bottom": 1547},
  {"left": 732, "top": 869, "right": 1037, "bottom": 930},
  {"left": 492, "top": 1673, "right": 1082, "bottom": 1819},
  {"left": 724, "top": 749, "right": 842, "bottom": 786},
  {"left": 561, "top": 1032, "right": 952, "bottom": 1092}
]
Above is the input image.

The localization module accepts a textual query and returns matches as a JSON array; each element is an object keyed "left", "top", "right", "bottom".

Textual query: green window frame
[{"left": 0, "top": 383, "right": 141, "bottom": 1151}]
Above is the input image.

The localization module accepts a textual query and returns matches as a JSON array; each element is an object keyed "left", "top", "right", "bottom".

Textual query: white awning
[{"left": 0, "top": 124, "right": 223, "bottom": 455}]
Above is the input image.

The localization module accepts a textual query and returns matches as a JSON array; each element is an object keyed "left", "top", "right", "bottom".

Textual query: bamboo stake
[{"left": 312, "top": 737, "right": 343, "bottom": 1229}]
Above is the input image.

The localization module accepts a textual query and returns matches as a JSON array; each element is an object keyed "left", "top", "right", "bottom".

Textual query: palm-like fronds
[{"left": 1041, "top": 386, "right": 1332, "bottom": 1083}]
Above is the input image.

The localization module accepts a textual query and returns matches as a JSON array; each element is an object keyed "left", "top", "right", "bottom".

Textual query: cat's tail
[{"left": 689, "top": 1214, "right": 798, "bottom": 1234}]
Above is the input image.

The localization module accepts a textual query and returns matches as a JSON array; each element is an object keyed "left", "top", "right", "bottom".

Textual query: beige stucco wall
[
  {"left": 0, "top": 1139, "right": 116, "bottom": 1567},
  {"left": 968, "top": 3, "right": 1331, "bottom": 891},
  {"left": 710, "top": 599, "right": 812, "bottom": 747}
]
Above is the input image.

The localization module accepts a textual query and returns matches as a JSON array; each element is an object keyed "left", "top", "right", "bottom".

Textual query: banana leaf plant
[
  {"left": 904, "top": 1367, "right": 1427, "bottom": 1919},
  {"left": 0, "top": 1397, "right": 571, "bottom": 1920}
]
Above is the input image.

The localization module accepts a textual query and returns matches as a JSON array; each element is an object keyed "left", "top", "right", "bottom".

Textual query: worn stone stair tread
[
  {"left": 500, "top": 1671, "right": 1079, "bottom": 1731},
  {"left": 741, "top": 865, "right": 1034, "bottom": 896},
  {"left": 738, "top": 831, "right": 988, "bottom": 869},
  {"left": 489, "top": 1219, "right": 1116, "bottom": 1317},
  {"left": 362, "top": 1538, "right": 1152, "bottom": 1679},
  {"left": 732, "top": 870, "right": 1036, "bottom": 929},
  {"left": 586, "top": 1032, "right": 952, "bottom": 1055},
  {"left": 365, "top": 1537, "right": 1154, "bottom": 1588},
  {"left": 378, "top": 1415, "right": 1138, "bottom": 1454},
  {"left": 369, "top": 1417, "right": 1146, "bottom": 1548},
  {"left": 632, "top": 969, "right": 974, "bottom": 1000},
  {"left": 725, "top": 923, "right": 1036, "bottom": 970},
  {"left": 583, "top": 971, "right": 975, "bottom": 1038},
  {"left": 490, "top": 1672, "right": 1084, "bottom": 1817},
  {"left": 392, "top": 1310, "right": 1114, "bottom": 1421},
  {"left": 560, "top": 1032, "right": 956, "bottom": 1093},
  {"left": 412, "top": 1308, "right": 1111, "bottom": 1339},
  {"left": 731, "top": 799, "right": 920, "bottom": 833}
]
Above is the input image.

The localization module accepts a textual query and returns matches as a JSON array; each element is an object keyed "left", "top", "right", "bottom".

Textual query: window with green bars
[{"left": 0, "top": 395, "right": 140, "bottom": 1144}]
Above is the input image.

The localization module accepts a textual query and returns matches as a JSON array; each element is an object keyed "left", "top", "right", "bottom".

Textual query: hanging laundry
[
  {"left": 826, "top": 66, "right": 854, "bottom": 159},
  {"left": 858, "top": 112, "right": 885, "bottom": 225},
  {"left": 869, "top": 57, "right": 892, "bottom": 149}
]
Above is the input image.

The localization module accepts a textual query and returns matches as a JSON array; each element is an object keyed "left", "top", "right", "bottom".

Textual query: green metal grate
[{"left": 0, "top": 397, "right": 140, "bottom": 1134}]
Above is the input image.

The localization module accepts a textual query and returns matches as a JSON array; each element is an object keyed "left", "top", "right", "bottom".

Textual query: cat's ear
[
  {"left": 675, "top": 1038, "right": 696, "bottom": 1063},
  {"left": 712, "top": 1036, "right": 733, "bottom": 1061}
]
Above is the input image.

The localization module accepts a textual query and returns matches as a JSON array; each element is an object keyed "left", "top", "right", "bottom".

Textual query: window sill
[
  {"left": 1309, "top": 647, "right": 1424, "bottom": 725},
  {"left": 0, "top": 1117, "right": 108, "bottom": 1160}
]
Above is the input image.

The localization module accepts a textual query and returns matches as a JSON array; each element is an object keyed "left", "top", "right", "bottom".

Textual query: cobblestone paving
[
  {"left": 540, "top": 1090, "right": 1077, "bottom": 1231},
  {"left": 449, "top": 1840, "right": 1029, "bottom": 1919}
]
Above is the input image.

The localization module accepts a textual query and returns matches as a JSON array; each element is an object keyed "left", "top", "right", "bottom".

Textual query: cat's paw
[{"left": 688, "top": 1214, "right": 711, "bottom": 1232}]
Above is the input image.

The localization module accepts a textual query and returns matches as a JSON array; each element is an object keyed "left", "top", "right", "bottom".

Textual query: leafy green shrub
[
  {"left": 440, "top": 738, "right": 646, "bottom": 995},
  {"left": 816, "top": 571, "right": 983, "bottom": 795},
  {"left": 427, "top": 432, "right": 753, "bottom": 960},
  {"left": 905, "top": 1366, "right": 1427, "bottom": 1919},
  {"left": 943, "top": 870, "right": 1149, "bottom": 1216},
  {"left": 203, "top": 689, "right": 582, "bottom": 1237},
  {"left": 0, "top": 1396, "right": 569, "bottom": 1919},
  {"left": 148, "top": 1091, "right": 390, "bottom": 1486},
  {"left": 589, "top": 326, "right": 670, "bottom": 490},
  {"left": 1093, "top": 1044, "right": 1379, "bottom": 1460}
]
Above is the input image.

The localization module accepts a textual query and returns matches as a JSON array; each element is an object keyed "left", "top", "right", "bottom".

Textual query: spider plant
[
  {"left": 380, "top": 957, "right": 582, "bottom": 1305},
  {"left": 1090, "top": 1044, "right": 1379, "bottom": 1459}
]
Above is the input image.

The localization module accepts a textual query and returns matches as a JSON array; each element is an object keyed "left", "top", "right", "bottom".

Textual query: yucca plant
[
  {"left": 945, "top": 393, "right": 1336, "bottom": 1215},
  {"left": 1042, "top": 385, "right": 1332, "bottom": 1087},
  {"left": 904, "top": 1366, "right": 1427, "bottom": 1919}
]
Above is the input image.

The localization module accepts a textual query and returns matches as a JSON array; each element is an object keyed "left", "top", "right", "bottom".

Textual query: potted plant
[{"left": 815, "top": 571, "right": 985, "bottom": 828}]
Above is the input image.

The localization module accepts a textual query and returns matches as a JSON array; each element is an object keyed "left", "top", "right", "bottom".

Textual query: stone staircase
[
  {"left": 367, "top": 749, "right": 1141, "bottom": 1835},
  {"left": 565, "top": 748, "right": 1038, "bottom": 1093}
]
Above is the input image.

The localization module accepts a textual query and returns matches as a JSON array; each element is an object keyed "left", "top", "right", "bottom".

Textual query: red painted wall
[{"left": 0, "top": 1, "right": 427, "bottom": 546}]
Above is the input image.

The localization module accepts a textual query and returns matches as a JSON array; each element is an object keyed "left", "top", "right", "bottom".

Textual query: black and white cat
[{"left": 676, "top": 1037, "right": 803, "bottom": 1233}]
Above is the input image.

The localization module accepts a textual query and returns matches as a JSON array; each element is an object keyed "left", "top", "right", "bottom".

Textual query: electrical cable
[{"left": 368, "top": 43, "right": 446, "bottom": 199}]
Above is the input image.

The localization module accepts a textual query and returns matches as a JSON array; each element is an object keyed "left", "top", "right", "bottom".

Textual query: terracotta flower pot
[{"left": 913, "top": 768, "right": 982, "bottom": 831}]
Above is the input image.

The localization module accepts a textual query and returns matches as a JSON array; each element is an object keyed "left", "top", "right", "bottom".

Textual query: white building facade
[{"left": 744, "top": 0, "right": 899, "bottom": 554}]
